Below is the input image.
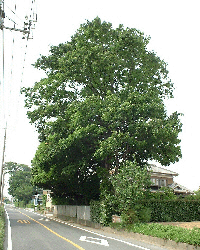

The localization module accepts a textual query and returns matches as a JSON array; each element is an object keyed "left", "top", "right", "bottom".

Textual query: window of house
[
  {"left": 158, "top": 179, "right": 166, "bottom": 187},
  {"left": 151, "top": 178, "right": 159, "bottom": 185}
]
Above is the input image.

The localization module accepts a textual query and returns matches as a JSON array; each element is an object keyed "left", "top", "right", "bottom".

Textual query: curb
[
  {"left": 100, "top": 227, "right": 200, "bottom": 250},
  {"left": 30, "top": 210, "right": 200, "bottom": 250}
]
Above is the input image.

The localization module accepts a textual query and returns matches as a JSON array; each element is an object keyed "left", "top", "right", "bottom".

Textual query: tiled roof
[
  {"left": 169, "top": 182, "right": 194, "bottom": 195},
  {"left": 148, "top": 164, "right": 178, "bottom": 176}
]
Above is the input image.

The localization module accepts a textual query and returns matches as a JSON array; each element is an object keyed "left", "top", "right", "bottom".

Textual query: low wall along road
[{"left": 53, "top": 205, "right": 100, "bottom": 228}]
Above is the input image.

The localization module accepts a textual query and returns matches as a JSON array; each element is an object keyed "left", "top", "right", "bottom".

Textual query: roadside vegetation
[
  {"left": 0, "top": 206, "right": 5, "bottom": 250},
  {"left": 7, "top": 16, "right": 199, "bottom": 248},
  {"left": 110, "top": 222, "right": 200, "bottom": 246},
  {"left": 90, "top": 183, "right": 200, "bottom": 247},
  {"left": 4, "top": 162, "right": 36, "bottom": 206}
]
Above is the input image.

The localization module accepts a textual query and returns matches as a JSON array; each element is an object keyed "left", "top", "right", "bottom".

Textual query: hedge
[
  {"left": 140, "top": 199, "right": 200, "bottom": 222},
  {"left": 90, "top": 199, "right": 200, "bottom": 224},
  {"left": 90, "top": 199, "right": 119, "bottom": 225}
]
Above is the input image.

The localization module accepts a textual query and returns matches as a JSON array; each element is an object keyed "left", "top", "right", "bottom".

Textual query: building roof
[
  {"left": 169, "top": 182, "right": 195, "bottom": 195},
  {"left": 148, "top": 164, "right": 179, "bottom": 177}
]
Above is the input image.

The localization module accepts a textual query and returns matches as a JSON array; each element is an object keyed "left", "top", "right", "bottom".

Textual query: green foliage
[
  {"left": 0, "top": 206, "right": 5, "bottom": 250},
  {"left": 14, "top": 201, "right": 26, "bottom": 208},
  {"left": 188, "top": 189, "right": 200, "bottom": 200},
  {"left": 91, "top": 198, "right": 200, "bottom": 225},
  {"left": 42, "top": 194, "right": 47, "bottom": 209},
  {"left": 26, "top": 203, "right": 35, "bottom": 209},
  {"left": 148, "top": 186, "right": 177, "bottom": 200},
  {"left": 121, "top": 209, "right": 140, "bottom": 224},
  {"left": 111, "top": 160, "right": 152, "bottom": 211},
  {"left": 90, "top": 198, "right": 119, "bottom": 225},
  {"left": 22, "top": 17, "right": 182, "bottom": 203},
  {"left": 90, "top": 160, "right": 152, "bottom": 225},
  {"left": 126, "top": 223, "right": 200, "bottom": 246},
  {"left": 5, "top": 162, "right": 35, "bottom": 204},
  {"left": 139, "top": 199, "right": 200, "bottom": 222},
  {"left": 90, "top": 200, "right": 102, "bottom": 223}
]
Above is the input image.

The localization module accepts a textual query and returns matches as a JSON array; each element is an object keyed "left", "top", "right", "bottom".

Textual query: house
[{"left": 149, "top": 164, "right": 194, "bottom": 196}]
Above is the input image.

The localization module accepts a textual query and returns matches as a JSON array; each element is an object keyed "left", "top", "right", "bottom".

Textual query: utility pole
[
  {"left": 0, "top": 0, "right": 36, "bottom": 39},
  {"left": 0, "top": 0, "right": 6, "bottom": 205},
  {"left": 0, "top": 1, "right": 37, "bottom": 204},
  {"left": 0, "top": 126, "right": 6, "bottom": 205},
  {"left": 0, "top": 0, "right": 5, "bottom": 30}
]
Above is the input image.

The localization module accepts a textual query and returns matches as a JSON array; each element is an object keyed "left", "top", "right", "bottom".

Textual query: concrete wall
[
  {"left": 54, "top": 205, "right": 90, "bottom": 221},
  {"left": 77, "top": 206, "right": 91, "bottom": 221}
]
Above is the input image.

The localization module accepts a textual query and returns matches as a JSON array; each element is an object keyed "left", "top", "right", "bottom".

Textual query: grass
[
  {"left": 0, "top": 205, "right": 5, "bottom": 250},
  {"left": 110, "top": 222, "right": 200, "bottom": 246}
]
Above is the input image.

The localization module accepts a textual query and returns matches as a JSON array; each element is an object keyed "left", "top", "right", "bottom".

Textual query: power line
[{"left": 0, "top": 0, "right": 38, "bottom": 202}]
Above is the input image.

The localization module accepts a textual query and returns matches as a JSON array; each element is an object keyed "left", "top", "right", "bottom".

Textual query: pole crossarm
[
  {"left": 0, "top": 0, "right": 5, "bottom": 30},
  {"left": 2, "top": 25, "right": 30, "bottom": 34}
]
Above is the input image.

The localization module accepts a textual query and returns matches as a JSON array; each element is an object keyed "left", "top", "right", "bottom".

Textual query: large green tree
[
  {"left": 21, "top": 17, "right": 182, "bottom": 203},
  {"left": 5, "top": 162, "right": 35, "bottom": 204}
]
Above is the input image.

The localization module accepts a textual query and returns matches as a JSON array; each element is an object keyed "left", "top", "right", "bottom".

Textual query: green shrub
[
  {"left": 140, "top": 199, "right": 200, "bottom": 222},
  {"left": 91, "top": 199, "right": 200, "bottom": 224},
  {"left": 90, "top": 200, "right": 102, "bottom": 223},
  {"left": 121, "top": 206, "right": 151, "bottom": 224},
  {"left": 137, "top": 206, "right": 151, "bottom": 222},
  {"left": 129, "top": 223, "right": 200, "bottom": 246},
  {"left": 14, "top": 201, "right": 26, "bottom": 208},
  {"left": 121, "top": 208, "right": 139, "bottom": 224},
  {"left": 0, "top": 206, "right": 5, "bottom": 250},
  {"left": 26, "top": 203, "right": 35, "bottom": 209},
  {"left": 90, "top": 197, "right": 119, "bottom": 225}
]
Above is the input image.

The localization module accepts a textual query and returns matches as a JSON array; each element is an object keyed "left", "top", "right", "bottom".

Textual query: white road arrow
[{"left": 80, "top": 236, "right": 109, "bottom": 246}]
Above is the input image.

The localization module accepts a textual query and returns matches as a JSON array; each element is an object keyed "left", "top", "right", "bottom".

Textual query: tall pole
[
  {"left": 0, "top": 126, "right": 6, "bottom": 205},
  {"left": 0, "top": 0, "right": 5, "bottom": 205},
  {"left": 0, "top": 0, "right": 5, "bottom": 30},
  {"left": 0, "top": 1, "right": 37, "bottom": 204},
  {"left": 0, "top": 0, "right": 5, "bottom": 87}
]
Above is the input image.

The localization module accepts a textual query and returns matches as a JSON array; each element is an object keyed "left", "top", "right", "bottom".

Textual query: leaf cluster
[
  {"left": 21, "top": 17, "right": 182, "bottom": 204},
  {"left": 127, "top": 223, "right": 200, "bottom": 246},
  {"left": 5, "top": 162, "right": 35, "bottom": 204}
]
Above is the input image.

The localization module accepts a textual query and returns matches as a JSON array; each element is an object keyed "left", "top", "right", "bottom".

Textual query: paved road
[{"left": 4, "top": 204, "right": 169, "bottom": 250}]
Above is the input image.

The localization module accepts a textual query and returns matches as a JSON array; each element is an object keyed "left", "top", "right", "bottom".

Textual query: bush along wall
[
  {"left": 90, "top": 199, "right": 200, "bottom": 225},
  {"left": 140, "top": 199, "right": 200, "bottom": 222},
  {"left": 90, "top": 199, "right": 119, "bottom": 225}
]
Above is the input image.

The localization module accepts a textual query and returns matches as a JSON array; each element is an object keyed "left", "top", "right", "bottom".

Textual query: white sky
[{"left": 0, "top": 0, "right": 200, "bottom": 192}]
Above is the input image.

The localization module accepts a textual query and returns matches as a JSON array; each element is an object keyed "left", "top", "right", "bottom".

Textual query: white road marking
[
  {"left": 20, "top": 207, "right": 151, "bottom": 250},
  {"left": 5, "top": 207, "right": 12, "bottom": 250},
  {"left": 69, "top": 223, "right": 150, "bottom": 250},
  {"left": 80, "top": 236, "right": 109, "bottom": 246}
]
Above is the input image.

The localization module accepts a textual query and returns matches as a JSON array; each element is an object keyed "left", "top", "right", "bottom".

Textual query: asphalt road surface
[{"left": 4, "top": 204, "right": 169, "bottom": 250}]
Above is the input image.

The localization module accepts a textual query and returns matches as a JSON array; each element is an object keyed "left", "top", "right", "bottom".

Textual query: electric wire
[
  {"left": 5, "top": 14, "right": 17, "bottom": 26},
  {"left": 4, "top": 1, "right": 24, "bottom": 28},
  {"left": 1, "top": 0, "right": 37, "bottom": 161},
  {"left": 2, "top": 28, "right": 5, "bottom": 121},
  {"left": 1, "top": 0, "right": 38, "bottom": 200}
]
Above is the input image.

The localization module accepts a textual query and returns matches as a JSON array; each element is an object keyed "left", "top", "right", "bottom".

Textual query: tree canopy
[
  {"left": 21, "top": 17, "right": 182, "bottom": 204},
  {"left": 5, "top": 162, "right": 35, "bottom": 204}
]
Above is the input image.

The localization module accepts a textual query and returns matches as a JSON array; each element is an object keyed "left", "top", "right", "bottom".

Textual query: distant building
[{"left": 149, "top": 164, "right": 194, "bottom": 196}]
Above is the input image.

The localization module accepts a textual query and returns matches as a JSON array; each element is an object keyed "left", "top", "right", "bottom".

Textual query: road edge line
[{"left": 4, "top": 207, "right": 12, "bottom": 250}]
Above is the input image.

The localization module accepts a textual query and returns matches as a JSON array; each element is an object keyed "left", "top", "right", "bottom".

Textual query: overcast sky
[{"left": 0, "top": 0, "right": 200, "bottom": 192}]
